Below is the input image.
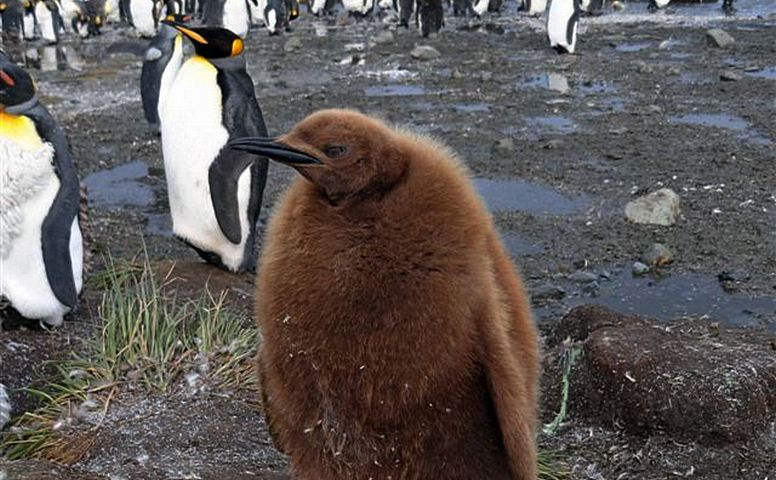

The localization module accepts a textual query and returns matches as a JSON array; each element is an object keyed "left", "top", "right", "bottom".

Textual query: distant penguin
[
  {"left": 547, "top": 0, "right": 578, "bottom": 54},
  {"left": 35, "top": 0, "right": 62, "bottom": 44},
  {"left": 1, "top": 0, "right": 26, "bottom": 43},
  {"left": 647, "top": 0, "right": 670, "bottom": 12},
  {"left": 417, "top": 0, "right": 442, "bottom": 37},
  {"left": 257, "top": 0, "right": 289, "bottom": 35},
  {"left": 158, "top": 21, "right": 269, "bottom": 272},
  {"left": 342, "top": 0, "right": 373, "bottom": 17},
  {"left": 578, "top": 0, "right": 601, "bottom": 15},
  {"left": 203, "top": 0, "right": 249, "bottom": 38},
  {"left": 22, "top": 0, "right": 35, "bottom": 40},
  {"left": 140, "top": 14, "right": 187, "bottom": 131},
  {"left": 397, "top": 0, "right": 412, "bottom": 26},
  {"left": 308, "top": 0, "right": 335, "bottom": 15},
  {"left": 129, "top": 0, "right": 159, "bottom": 37},
  {"left": 518, "top": 0, "right": 546, "bottom": 16},
  {"left": 472, "top": 0, "right": 487, "bottom": 16},
  {"left": 0, "top": 54, "right": 83, "bottom": 328},
  {"left": 721, "top": 0, "right": 734, "bottom": 14},
  {"left": 452, "top": 0, "right": 475, "bottom": 17},
  {"left": 228, "top": 109, "right": 540, "bottom": 480}
]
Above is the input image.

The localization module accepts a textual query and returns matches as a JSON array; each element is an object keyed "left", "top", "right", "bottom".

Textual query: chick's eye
[{"left": 324, "top": 146, "right": 347, "bottom": 158}]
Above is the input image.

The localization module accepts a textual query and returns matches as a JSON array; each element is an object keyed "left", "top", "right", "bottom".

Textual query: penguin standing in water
[
  {"left": 547, "top": 0, "right": 578, "bottom": 54},
  {"left": 202, "top": 0, "right": 250, "bottom": 38},
  {"left": 518, "top": 0, "right": 546, "bottom": 17},
  {"left": 228, "top": 110, "right": 540, "bottom": 480},
  {"left": 158, "top": 21, "right": 269, "bottom": 272},
  {"left": 140, "top": 13, "right": 188, "bottom": 131},
  {"left": 0, "top": 53, "right": 83, "bottom": 328}
]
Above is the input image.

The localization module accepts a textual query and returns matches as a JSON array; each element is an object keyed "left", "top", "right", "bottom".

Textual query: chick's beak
[{"left": 228, "top": 137, "right": 321, "bottom": 165}]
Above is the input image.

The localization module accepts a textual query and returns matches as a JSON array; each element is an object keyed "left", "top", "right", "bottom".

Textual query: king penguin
[
  {"left": 227, "top": 109, "right": 540, "bottom": 480},
  {"left": 158, "top": 21, "right": 269, "bottom": 272},
  {"left": 647, "top": 0, "right": 670, "bottom": 12},
  {"left": 128, "top": 0, "right": 160, "bottom": 37},
  {"left": 140, "top": 13, "right": 188, "bottom": 132},
  {"left": 34, "top": 0, "right": 63, "bottom": 44},
  {"left": 0, "top": 52, "right": 83, "bottom": 328},
  {"left": 518, "top": 0, "right": 546, "bottom": 16},
  {"left": 547, "top": 0, "right": 578, "bottom": 54},
  {"left": 202, "top": 0, "right": 250, "bottom": 38}
]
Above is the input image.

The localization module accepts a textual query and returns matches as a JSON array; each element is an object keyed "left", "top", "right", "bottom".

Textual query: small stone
[
  {"left": 411, "top": 45, "right": 441, "bottom": 61},
  {"left": 284, "top": 37, "right": 303, "bottom": 53},
  {"left": 611, "top": 0, "right": 624, "bottom": 11},
  {"left": 646, "top": 104, "right": 663, "bottom": 114},
  {"left": 492, "top": 138, "right": 515, "bottom": 156},
  {"left": 640, "top": 243, "right": 674, "bottom": 267},
  {"left": 481, "top": 71, "right": 493, "bottom": 82},
  {"left": 450, "top": 69, "right": 463, "bottom": 79},
  {"left": 720, "top": 69, "right": 742, "bottom": 81},
  {"left": 569, "top": 271, "right": 598, "bottom": 284},
  {"left": 372, "top": 30, "right": 394, "bottom": 45},
  {"left": 544, "top": 139, "right": 563, "bottom": 150},
  {"left": 547, "top": 73, "right": 570, "bottom": 94},
  {"left": 718, "top": 270, "right": 750, "bottom": 283},
  {"left": 625, "top": 188, "right": 681, "bottom": 226},
  {"left": 634, "top": 61, "right": 654, "bottom": 74},
  {"left": 666, "top": 66, "right": 681, "bottom": 76},
  {"left": 706, "top": 28, "right": 735, "bottom": 48},
  {"left": 632, "top": 261, "right": 650, "bottom": 276},
  {"left": 533, "top": 284, "right": 566, "bottom": 301},
  {"left": 609, "top": 126, "right": 628, "bottom": 135}
]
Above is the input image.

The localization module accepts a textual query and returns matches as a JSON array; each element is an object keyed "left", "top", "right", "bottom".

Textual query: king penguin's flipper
[
  {"left": 209, "top": 67, "right": 269, "bottom": 246},
  {"left": 29, "top": 104, "right": 80, "bottom": 308}
]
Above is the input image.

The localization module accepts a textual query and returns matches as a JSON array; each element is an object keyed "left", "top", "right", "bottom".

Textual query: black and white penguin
[
  {"left": 471, "top": 0, "right": 487, "bottom": 17},
  {"left": 547, "top": 0, "right": 578, "bottom": 54},
  {"left": 158, "top": 22, "right": 269, "bottom": 272},
  {"left": 396, "top": 0, "right": 412, "bottom": 26},
  {"left": 1, "top": 0, "right": 26, "bottom": 42},
  {"left": 417, "top": 0, "right": 442, "bottom": 37},
  {"left": 251, "top": 0, "right": 289, "bottom": 35},
  {"left": 34, "top": 0, "right": 63, "bottom": 44},
  {"left": 202, "top": 0, "right": 249, "bottom": 38},
  {"left": 452, "top": 0, "right": 475, "bottom": 17},
  {"left": 518, "top": 0, "right": 546, "bottom": 16},
  {"left": 22, "top": 0, "right": 36, "bottom": 40},
  {"left": 140, "top": 13, "right": 187, "bottom": 131},
  {"left": 128, "top": 0, "right": 161, "bottom": 37},
  {"left": 721, "top": 0, "right": 734, "bottom": 14},
  {"left": 342, "top": 0, "right": 374, "bottom": 17},
  {"left": 579, "top": 0, "right": 602, "bottom": 15},
  {"left": 0, "top": 53, "right": 83, "bottom": 328},
  {"left": 308, "top": 0, "right": 334, "bottom": 16},
  {"left": 647, "top": 0, "right": 670, "bottom": 12}
]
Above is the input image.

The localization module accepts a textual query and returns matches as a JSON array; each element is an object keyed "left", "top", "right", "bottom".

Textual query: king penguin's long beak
[
  {"left": 162, "top": 19, "right": 208, "bottom": 44},
  {"left": 228, "top": 137, "right": 322, "bottom": 165}
]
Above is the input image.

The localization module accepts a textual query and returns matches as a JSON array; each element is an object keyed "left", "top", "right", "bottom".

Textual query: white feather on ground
[{"left": 0, "top": 383, "right": 10, "bottom": 429}]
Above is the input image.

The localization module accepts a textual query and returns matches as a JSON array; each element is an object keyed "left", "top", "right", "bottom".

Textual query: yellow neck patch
[{"left": 0, "top": 111, "right": 43, "bottom": 150}]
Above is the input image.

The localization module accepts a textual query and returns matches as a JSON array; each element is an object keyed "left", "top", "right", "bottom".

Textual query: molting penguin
[
  {"left": 518, "top": 0, "right": 546, "bottom": 16},
  {"left": 202, "top": 0, "right": 250, "bottom": 38},
  {"left": 140, "top": 13, "right": 188, "bottom": 131},
  {"left": 228, "top": 109, "right": 540, "bottom": 480},
  {"left": 417, "top": 0, "right": 442, "bottom": 37},
  {"left": 547, "top": 0, "right": 578, "bottom": 54},
  {"left": 159, "top": 22, "right": 269, "bottom": 272},
  {"left": 647, "top": 0, "right": 670, "bottom": 12},
  {"left": 0, "top": 54, "right": 83, "bottom": 328},
  {"left": 128, "top": 0, "right": 161, "bottom": 37}
]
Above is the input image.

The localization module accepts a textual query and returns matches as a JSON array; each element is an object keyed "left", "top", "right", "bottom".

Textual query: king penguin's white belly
[
  {"left": 547, "top": 0, "right": 576, "bottom": 52},
  {"left": 131, "top": 0, "right": 157, "bottom": 37},
  {"left": 160, "top": 57, "right": 252, "bottom": 271},
  {"left": 527, "top": 0, "right": 546, "bottom": 14},
  {"left": 36, "top": 2, "right": 57, "bottom": 43},
  {"left": 157, "top": 35, "right": 184, "bottom": 117},
  {"left": 23, "top": 12, "right": 36, "bottom": 39},
  {"left": 0, "top": 118, "right": 83, "bottom": 326},
  {"left": 223, "top": 0, "right": 249, "bottom": 38}
]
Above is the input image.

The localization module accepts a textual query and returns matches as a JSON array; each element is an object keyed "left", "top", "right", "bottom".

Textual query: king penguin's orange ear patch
[{"left": 231, "top": 39, "right": 244, "bottom": 56}]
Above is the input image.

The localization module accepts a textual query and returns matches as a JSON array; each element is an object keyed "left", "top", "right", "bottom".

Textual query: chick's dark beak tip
[{"left": 228, "top": 137, "right": 321, "bottom": 165}]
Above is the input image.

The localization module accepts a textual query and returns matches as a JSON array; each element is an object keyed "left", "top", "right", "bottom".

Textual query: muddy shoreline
[{"left": 2, "top": 6, "right": 776, "bottom": 479}]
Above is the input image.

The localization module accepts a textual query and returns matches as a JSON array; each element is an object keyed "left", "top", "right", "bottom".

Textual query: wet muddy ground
[{"left": 2, "top": 2, "right": 776, "bottom": 479}]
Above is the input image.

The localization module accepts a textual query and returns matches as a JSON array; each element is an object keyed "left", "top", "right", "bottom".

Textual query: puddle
[
  {"left": 571, "top": 272, "right": 776, "bottom": 331},
  {"left": 84, "top": 161, "right": 154, "bottom": 209},
  {"left": 474, "top": 178, "right": 590, "bottom": 215},
  {"left": 453, "top": 103, "right": 490, "bottom": 113},
  {"left": 523, "top": 116, "right": 577, "bottom": 134},
  {"left": 615, "top": 42, "right": 651, "bottom": 52},
  {"left": 503, "top": 233, "right": 543, "bottom": 256},
  {"left": 678, "top": 72, "right": 712, "bottom": 85},
  {"left": 364, "top": 85, "right": 427, "bottom": 96},
  {"left": 746, "top": 66, "right": 776, "bottom": 80},
  {"left": 517, "top": 73, "right": 571, "bottom": 93},
  {"left": 146, "top": 213, "right": 173, "bottom": 237},
  {"left": 577, "top": 80, "right": 618, "bottom": 94},
  {"left": 668, "top": 113, "right": 772, "bottom": 145}
]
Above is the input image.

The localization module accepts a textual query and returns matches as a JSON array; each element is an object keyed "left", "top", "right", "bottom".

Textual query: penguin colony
[{"left": 1, "top": 0, "right": 740, "bottom": 43}]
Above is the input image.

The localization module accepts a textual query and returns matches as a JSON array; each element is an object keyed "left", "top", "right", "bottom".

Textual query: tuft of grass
[
  {"left": 1, "top": 258, "right": 259, "bottom": 460},
  {"left": 544, "top": 339, "right": 583, "bottom": 436},
  {"left": 538, "top": 449, "right": 570, "bottom": 480}
]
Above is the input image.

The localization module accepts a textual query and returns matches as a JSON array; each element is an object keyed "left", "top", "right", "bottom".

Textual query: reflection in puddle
[
  {"left": 524, "top": 115, "right": 577, "bottom": 134},
  {"left": 474, "top": 178, "right": 590, "bottom": 215},
  {"left": 615, "top": 42, "right": 651, "bottom": 52},
  {"left": 503, "top": 233, "right": 542, "bottom": 256},
  {"left": 746, "top": 66, "right": 776, "bottom": 80},
  {"left": 84, "top": 161, "right": 153, "bottom": 209},
  {"left": 364, "top": 85, "right": 427, "bottom": 96},
  {"left": 668, "top": 113, "right": 772, "bottom": 145},
  {"left": 517, "top": 73, "right": 569, "bottom": 93},
  {"left": 572, "top": 272, "right": 776, "bottom": 331}
]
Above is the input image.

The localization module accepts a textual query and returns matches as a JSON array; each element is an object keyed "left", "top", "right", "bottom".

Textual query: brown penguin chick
[{"left": 229, "top": 109, "right": 540, "bottom": 480}]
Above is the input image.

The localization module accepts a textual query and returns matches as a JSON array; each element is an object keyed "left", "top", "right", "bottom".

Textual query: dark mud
[{"left": 2, "top": 5, "right": 776, "bottom": 479}]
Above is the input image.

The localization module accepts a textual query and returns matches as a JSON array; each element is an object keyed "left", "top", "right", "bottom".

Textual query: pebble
[
  {"left": 634, "top": 61, "right": 654, "bottom": 74},
  {"left": 372, "top": 30, "right": 394, "bottom": 46},
  {"left": 533, "top": 284, "right": 566, "bottom": 301},
  {"left": 706, "top": 29, "right": 735, "bottom": 48},
  {"left": 492, "top": 138, "right": 515, "bottom": 156},
  {"left": 547, "top": 73, "right": 570, "bottom": 94},
  {"left": 284, "top": 37, "right": 303, "bottom": 53},
  {"left": 544, "top": 139, "right": 564, "bottom": 150},
  {"left": 411, "top": 45, "right": 441, "bottom": 61},
  {"left": 569, "top": 271, "right": 599, "bottom": 284},
  {"left": 481, "top": 71, "right": 493, "bottom": 82},
  {"left": 451, "top": 69, "right": 463, "bottom": 79},
  {"left": 640, "top": 243, "right": 674, "bottom": 267},
  {"left": 625, "top": 188, "right": 681, "bottom": 226},
  {"left": 632, "top": 262, "right": 650, "bottom": 276},
  {"left": 720, "top": 69, "right": 742, "bottom": 81},
  {"left": 666, "top": 67, "right": 681, "bottom": 76},
  {"left": 611, "top": 0, "right": 625, "bottom": 11}
]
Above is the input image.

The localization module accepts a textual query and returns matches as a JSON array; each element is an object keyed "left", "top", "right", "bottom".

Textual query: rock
[
  {"left": 543, "top": 139, "right": 563, "bottom": 150},
  {"left": 372, "top": 30, "right": 394, "bottom": 46},
  {"left": 480, "top": 71, "right": 493, "bottom": 82},
  {"left": 632, "top": 261, "right": 650, "bottom": 276},
  {"left": 625, "top": 188, "right": 681, "bottom": 226},
  {"left": 547, "top": 73, "right": 570, "bottom": 94},
  {"left": 645, "top": 104, "right": 663, "bottom": 114},
  {"left": 706, "top": 28, "right": 735, "bottom": 48},
  {"left": 411, "top": 45, "right": 441, "bottom": 61},
  {"left": 634, "top": 61, "right": 654, "bottom": 74},
  {"left": 532, "top": 284, "right": 566, "bottom": 302},
  {"left": 720, "top": 69, "right": 742, "bottom": 81},
  {"left": 640, "top": 243, "right": 674, "bottom": 267},
  {"left": 450, "top": 69, "right": 463, "bottom": 79},
  {"left": 543, "top": 305, "right": 776, "bottom": 444},
  {"left": 492, "top": 138, "right": 515, "bottom": 156},
  {"left": 718, "top": 269, "right": 751, "bottom": 283},
  {"left": 611, "top": 0, "right": 624, "bottom": 11},
  {"left": 666, "top": 66, "right": 681, "bottom": 76},
  {"left": 283, "top": 37, "right": 303, "bottom": 53},
  {"left": 569, "top": 271, "right": 598, "bottom": 284}
]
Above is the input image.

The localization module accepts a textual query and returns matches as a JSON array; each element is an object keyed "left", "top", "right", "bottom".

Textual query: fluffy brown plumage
[{"left": 234, "top": 109, "right": 539, "bottom": 480}]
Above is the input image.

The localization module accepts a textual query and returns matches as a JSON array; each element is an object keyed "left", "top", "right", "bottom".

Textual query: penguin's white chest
[
  {"left": 35, "top": 2, "right": 57, "bottom": 43},
  {"left": 547, "top": 0, "right": 577, "bottom": 53},
  {"left": 223, "top": 0, "right": 249, "bottom": 38},
  {"left": 130, "top": 0, "right": 157, "bottom": 37},
  {"left": 160, "top": 57, "right": 251, "bottom": 271}
]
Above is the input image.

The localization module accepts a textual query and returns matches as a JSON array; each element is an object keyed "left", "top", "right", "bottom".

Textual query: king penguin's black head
[
  {"left": 161, "top": 21, "right": 244, "bottom": 59},
  {"left": 0, "top": 55, "right": 36, "bottom": 110}
]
